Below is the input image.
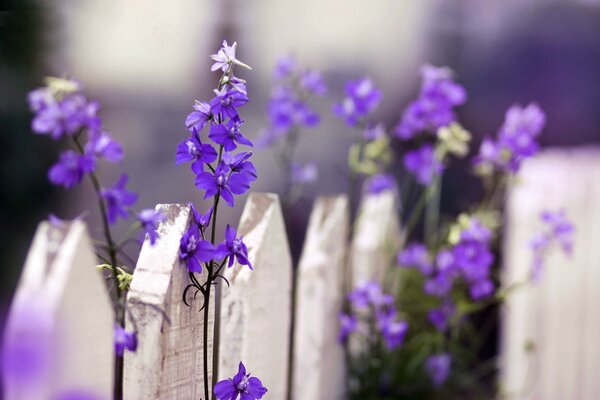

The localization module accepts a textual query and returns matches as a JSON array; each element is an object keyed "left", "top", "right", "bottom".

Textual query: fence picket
[
  {"left": 292, "top": 196, "right": 349, "bottom": 400},
  {"left": 124, "top": 203, "right": 213, "bottom": 399},
  {"left": 217, "top": 193, "right": 292, "bottom": 399},
  {"left": 3, "top": 220, "right": 114, "bottom": 400},
  {"left": 501, "top": 149, "right": 600, "bottom": 400}
]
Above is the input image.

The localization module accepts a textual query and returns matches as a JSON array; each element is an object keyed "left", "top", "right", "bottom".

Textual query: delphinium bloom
[
  {"left": 137, "top": 209, "right": 166, "bottom": 245},
  {"left": 395, "top": 65, "right": 466, "bottom": 140},
  {"left": 529, "top": 209, "right": 575, "bottom": 281},
  {"left": 85, "top": 131, "right": 124, "bottom": 163},
  {"left": 404, "top": 144, "right": 444, "bottom": 185},
  {"left": 48, "top": 150, "right": 96, "bottom": 188},
  {"left": 101, "top": 174, "right": 138, "bottom": 224},
  {"left": 341, "top": 281, "right": 408, "bottom": 350},
  {"left": 214, "top": 362, "right": 267, "bottom": 400},
  {"left": 474, "top": 103, "right": 545, "bottom": 174},
  {"left": 427, "top": 300, "right": 455, "bottom": 332},
  {"left": 333, "top": 77, "right": 382, "bottom": 127},
  {"left": 179, "top": 224, "right": 214, "bottom": 273},
  {"left": 214, "top": 225, "right": 252, "bottom": 269},
  {"left": 398, "top": 242, "right": 434, "bottom": 275},
  {"left": 114, "top": 324, "right": 137, "bottom": 356},
  {"left": 176, "top": 128, "right": 218, "bottom": 170},
  {"left": 425, "top": 353, "right": 452, "bottom": 387}
]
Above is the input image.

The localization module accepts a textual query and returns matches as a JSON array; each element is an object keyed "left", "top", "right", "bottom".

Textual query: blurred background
[{"left": 2, "top": 0, "right": 600, "bottom": 314}]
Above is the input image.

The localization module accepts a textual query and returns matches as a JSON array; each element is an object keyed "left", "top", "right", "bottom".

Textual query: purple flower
[
  {"left": 428, "top": 301, "right": 455, "bottom": 332},
  {"left": 404, "top": 144, "right": 444, "bottom": 185},
  {"left": 274, "top": 56, "right": 297, "bottom": 80},
  {"left": 460, "top": 218, "right": 493, "bottom": 243},
  {"left": 291, "top": 162, "right": 318, "bottom": 185},
  {"left": 469, "top": 279, "right": 494, "bottom": 300},
  {"left": 190, "top": 204, "right": 213, "bottom": 230},
  {"left": 48, "top": 150, "right": 96, "bottom": 189},
  {"left": 338, "top": 313, "right": 358, "bottom": 343},
  {"left": 223, "top": 152, "right": 258, "bottom": 183},
  {"left": 210, "top": 88, "right": 249, "bottom": 119},
  {"left": 424, "top": 274, "right": 453, "bottom": 297},
  {"left": 363, "top": 123, "right": 386, "bottom": 140},
  {"left": 137, "top": 209, "right": 165, "bottom": 245},
  {"left": 179, "top": 224, "right": 214, "bottom": 273},
  {"left": 267, "top": 87, "right": 320, "bottom": 132},
  {"left": 398, "top": 243, "right": 434, "bottom": 275},
  {"left": 100, "top": 174, "right": 138, "bottom": 224},
  {"left": 214, "top": 362, "right": 267, "bottom": 400},
  {"left": 214, "top": 225, "right": 252, "bottom": 269},
  {"left": 435, "top": 249, "right": 459, "bottom": 277},
  {"left": 210, "top": 40, "right": 251, "bottom": 73},
  {"left": 364, "top": 174, "right": 396, "bottom": 195},
  {"left": 209, "top": 118, "right": 253, "bottom": 151},
  {"left": 194, "top": 161, "right": 250, "bottom": 207},
  {"left": 425, "top": 353, "right": 451, "bottom": 386},
  {"left": 85, "top": 131, "right": 124, "bottom": 163},
  {"left": 176, "top": 130, "right": 219, "bottom": 171},
  {"left": 348, "top": 281, "right": 393, "bottom": 309},
  {"left": 114, "top": 324, "right": 137, "bottom": 356},
  {"left": 453, "top": 240, "right": 494, "bottom": 283},
  {"left": 530, "top": 210, "right": 575, "bottom": 281},
  {"left": 300, "top": 70, "right": 327, "bottom": 96},
  {"left": 185, "top": 101, "right": 213, "bottom": 132},
  {"left": 333, "top": 77, "right": 382, "bottom": 126},
  {"left": 381, "top": 319, "right": 408, "bottom": 350}
]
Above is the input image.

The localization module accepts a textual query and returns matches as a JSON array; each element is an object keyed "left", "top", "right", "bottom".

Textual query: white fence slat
[
  {"left": 218, "top": 193, "right": 292, "bottom": 399},
  {"left": 3, "top": 221, "right": 114, "bottom": 400},
  {"left": 351, "top": 191, "right": 402, "bottom": 286},
  {"left": 501, "top": 148, "right": 600, "bottom": 400},
  {"left": 124, "top": 204, "right": 214, "bottom": 399},
  {"left": 292, "top": 196, "right": 349, "bottom": 400}
]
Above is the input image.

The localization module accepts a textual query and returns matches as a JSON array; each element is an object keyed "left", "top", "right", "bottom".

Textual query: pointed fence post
[
  {"left": 3, "top": 221, "right": 114, "bottom": 400},
  {"left": 124, "top": 204, "right": 214, "bottom": 399},
  {"left": 218, "top": 193, "right": 292, "bottom": 399},
  {"left": 501, "top": 149, "right": 600, "bottom": 400},
  {"left": 292, "top": 196, "right": 349, "bottom": 400},
  {"left": 351, "top": 191, "right": 402, "bottom": 287}
]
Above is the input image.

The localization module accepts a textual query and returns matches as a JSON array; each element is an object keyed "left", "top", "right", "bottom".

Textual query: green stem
[{"left": 424, "top": 174, "right": 442, "bottom": 248}]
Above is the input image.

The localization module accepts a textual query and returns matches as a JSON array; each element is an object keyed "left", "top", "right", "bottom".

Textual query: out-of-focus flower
[
  {"left": 529, "top": 209, "right": 575, "bottom": 281},
  {"left": 338, "top": 313, "right": 358, "bottom": 343},
  {"left": 425, "top": 353, "right": 451, "bottom": 386},
  {"left": 101, "top": 174, "right": 138, "bottom": 224},
  {"left": 428, "top": 301, "right": 455, "bottom": 332},
  {"left": 137, "top": 209, "right": 165, "bottom": 245},
  {"left": 404, "top": 144, "right": 444, "bottom": 185},
  {"left": 398, "top": 243, "right": 434, "bottom": 276},
  {"left": 114, "top": 324, "right": 137, "bottom": 356},
  {"left": 214, "top": 362, "right": 267, "bottom": 400},
  {"left": 48, "top": 150, "right": 96, "bottom": 189},
  {"left": 333, "top": 77, "right": 382, "bottom": 126},
  {"left": 290, "top": 162, "right": 318, "bottom": 185},
  {"left": 85, "top": 131, "right": 124, "bottom": 163},
  {"left": 364, "top": 173, "right": 396, "bottom": 195}
]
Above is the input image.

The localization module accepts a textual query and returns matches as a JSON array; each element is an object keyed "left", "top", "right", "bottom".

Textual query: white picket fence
[{"left": 4, "top": 148, "right": 600, "bottom": 399}]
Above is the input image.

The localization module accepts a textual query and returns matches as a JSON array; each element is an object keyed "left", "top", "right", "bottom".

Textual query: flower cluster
[
  {"left": 395, "top": 65, "right": 467, "bottom": 140},
  {"left": 474, "top": 103, "right": 546, "bottom": 174},
  {"left": 333, "top": 77, "right": 382, "bottom": 127},
  {"left": 339, "top": 281, "right": 408, "bottom": 350},
  {"left": 530, "top": 209, "right": 575, "bottom": 280},
  {"left": 214, "top": 362, "right": 267, "bottom": 400}
]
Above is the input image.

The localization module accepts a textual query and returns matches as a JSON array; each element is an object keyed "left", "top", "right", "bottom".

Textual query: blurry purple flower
[
  {"left": 291, "top": 162, "right": 318, "bottom": 185},
  {"left": 348, "top": 281, "right": 393, "bottom": 310},
  {"left": 460, "top": 218, "right": 493, "bottom": 244},
  {"left": 194, "top": 161, "right": 250, "bottom": 207},
  {"left": 428, "top": 301, "right": 455, "bottom": 332},
  {"left": 114, "top": 324, "right": 137, "bottom": 356},
  {"left": 185, "top": 101, "right": 212, "bottom": 132},
  {"left": 453, "top": 240, "right": 494, "bottom": 283},
  {"left": 179, "top": 224, "right": 214, "bottom": 273},
  {"left": 274, "top": 56, "right": 297, "bottom": 80},
  {"left": 210, "top": 88, "right": 249, "bottom": 119},
  {"left": 214, "top": 362, "right": 267, "bottom": 400},
  {"left": 333, "top": 77, "right": 382, "bottom": 126},
  {"left": 381, "top": 319, "right": 408, "bottom": 350},
  {"left": 214, "top": 225, "right": 252, "bottom": 269},
  {"left": 209, "top": 118, "right": 253, "bottom": 151},
  {"left": 137, "top": 209, "right": 165, "bottom": 245},
  {"left": 435, "top": 249, "right": 458, "bottom": 277},
  {"left": 267, "top": 88, "right": 320, "bottom": 132},
  {"left": 48, "top": 150, "right": 96, "bottom": 189},
  {"left": 363, "top": 123, "right": 386, "bottom": 140},
  {"left": 85, "top": 131, "right": 124, "bottom": 163},
  {"left": 425, "top": 353, "right": 451, "bottom": 386},
  {"left": 176, "top": 129, "right": 219, "bottom": 170},
  {"left": 500, "top": 103, "right": 545, "bottom": 140},
  {"left": 404, "top": 144, "right": 443, "bottom": 185},
  {"left": 300, "top": 70, "right": 327, "bottom": 96},
  {"left": 101, "top": 174, "right": 138, "bottom": 224},
  {"left": 338, "top": 313, "right": 358, "bottom": 343},
  {"left": 529, "top": 210, "right": 575, "bottom": 281},
  {"left": 364, "top": 174, "right": 396, "bottom": 195},
  {"left": 398, "top": 243, "right": 433, "bottom": 275},
  {"left": 27, "top": 87, "right": 54, "bottom": 112},
  {"left": 469, "top": 279, "right": 494, "bottom": 300},
  {"left": 424, "top": 273, "right": 453, "bottom": 297},
  {"left": 30, "top": 93, "right": 100, "bottom": 139}
]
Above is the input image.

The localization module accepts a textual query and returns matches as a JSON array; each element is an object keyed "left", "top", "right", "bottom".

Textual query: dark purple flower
[
  {"left": 194, "top": 161, "right": 250, "bottom": 207},
  {"left": 428, "top": 301, "right": 455, "bottom": 332},
  {"left": 364, "top": 174, "right": 396, "bottom": 195},
  {"left": 48, "top": 150, "right": 96, "bottom": 188},
  {"left": 214, "top": 362, "right": 267, "bottom": 400},
  {"left": 425, "top": 353, "right": 451, "bottom": 386},
  {"left": 291, "top": 162, "right": 318, "bottom": 185},
  {"left": 380, "top": 319, "right": 408, "bottom": 350},
  {"left": 300, "top": 70, "right": 327, "bottom": 96},
  {"left": 176, "top": 129, "right": 218, "bottom": 170},
  {"left": 453, "top": 240, "right": 494, "bottom": 283},
  {"left": 397, "top": 243, "right": 433, "bottom": 276},
  {"left": 185, "top": 101, "right": 212, "bottom": 132},
  {"left": 100, "top": 174, "right": 138, "bottom": 224},
  {"left": 179, "top": 224, "right": 214, "bottom": 273},
  {"left": 137, "top": 209, "right": 165, "bottom": 245},
  {"left": 223, "top": 151, "right": 258, "bottom": 183},
  {"left": 210, "top": 88, "right": 249, "bottom": 119},
  {"left": 214, "top": 225, "right": 252, "bottom": 269},
  {"left": 190, "top": 204, "right": 213, "bottom": 230},
  {"left": 209, "top": 118, "right": 253, "bottom": 151},
  {"left": 114, "top": 324, "right": 137, "bottom": 356},
  {"left": 469, "top": 279, "right": 494, "bottom": 300},
  {"left": 338, "top": 313, "right": 358, "bottom": 343},
  {"left": 333, "top": 78, "right": 382, "bottom": 126},
  {"left": 30, "top": 93, "right": 101, "bottom": 139},
  {"left": 404, "top": 144, "right": 444, "bottom": 185},
  {"left": 85, "top": 131, "right": 124, "bottom": 163}
]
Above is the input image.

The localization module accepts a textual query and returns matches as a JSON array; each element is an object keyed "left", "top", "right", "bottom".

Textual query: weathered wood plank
[
  {"left": 124, "top": 204, "right": 214, "bottom": 399},
  {"left": 501, "top": 148, "right": 600, "bottom": 400},
  {"left": 292, "top": 195, "right": 349, "bottom": 400},
  {"left": 351, "top": 191, "right": 402, "bottom": 287},
  {"left": 3, "top": 220, "right": 114, "bottom": 400},
  {"left": 218, "top": 193, "right": 292, "bottom": 399}
]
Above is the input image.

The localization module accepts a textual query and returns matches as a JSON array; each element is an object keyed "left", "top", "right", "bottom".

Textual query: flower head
[
  {"left": 194, "top": 161, "right": 251, "bottom": 208},
  {"left": 333, "top": 77, "right": 382, "bottom": 126},
  {"left": 137, "top": 209, "right": 165, "bottom": 245},
  {"left": 291, "top": 162, "right": 318, "bottom": 185},
  {"left": 398, "top": 243, "right": 433, "bottom": 275},
  {"left": 48, "top": 150, "right": 96, "bottom": 188},
  {"left": 214, "top": 225, "right": 252, "bottom": 269},
  {"left": 210, "top": 88, "right": 249, "bottom": 119},
  {"left": 185, "top": 101, "right": 213, "bottom": 132},
  {"left": 176, "top": 129, "right": 219, "bottom": 170},
  {"left": 404, "top": 144, "right": 444, "bottom": 185},
  {"left": 100, "top": 174, "right": 138, "bottom": 224},
  {"left": 179, "top": 224, "right": 214, "bottom": 273},
  {"left": 209, "top": 118, "right": 253, "bottom": 151},
  {"left": 338, "top": 313, "right": 358, "bottom": 343},
  {"left": 210, "top": 40, "right": 252, "bottom": 73},
  {"left": 114, "top": 324, "right": 137, "bottom": 356},
  {"left": 214, "top": 362, "right": 267, "bottom": 400},
  {"left": 85, "top": 131, "right": 123, "bottom": 163}
]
